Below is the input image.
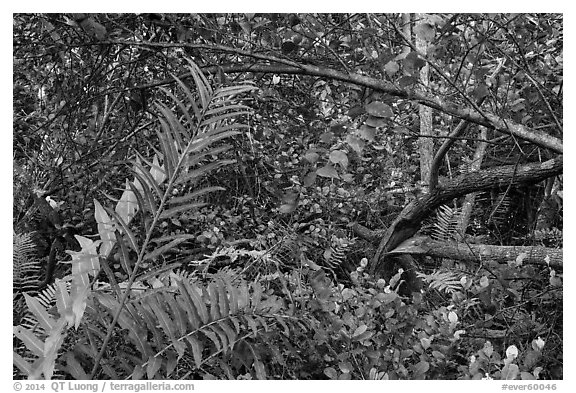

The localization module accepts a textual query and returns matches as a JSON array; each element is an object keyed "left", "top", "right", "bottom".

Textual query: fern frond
[
  {"left": 31, "top": 58, "right": 260, "bottom": 380},
  {"left": 417, "top": 270, "right": 462, "bottom": 294},
  {"left": 475, "top": 191, "right": 512, "bottom": 228},
  {"left": 323, "top": 236, "right": 354, "bottom": 270},
  {"left": 261, "top": 223, "right": 318, "bottom": 271},
  {"left": 18, "top": 282, "right": 62, "bottom": 333},
  {"left": 121, "top": 61, "right": 256, "bottom": 257},
  {"left": 13, "top": 288, "right": 68, "bottom": 380},
  {"left": 487, "top": 192, "right": 512, "bottom": 227},
  {"left": 83, "top": 274, "right": 301, "bottom": 379},
  {"left": 13, "top": 231, "right": 42, "bottom": 295},
  {"left": 431, "top": 205, "right": 461, "bottom": 241}
]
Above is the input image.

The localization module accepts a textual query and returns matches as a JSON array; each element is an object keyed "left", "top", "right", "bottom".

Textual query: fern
[
  {"left": 263, "top": 223, "right": 317, "bottom": 270},
  {"left": 13, "top": 282, "right": 69, "bottom": 379},
  {"left": 417, "top": 269, "right": 463, "bottom": 294},
  {"left": 475, "top": 190, "right": 512, "bottom": 228},
  {"left": 13, "top": 229, "right": 43, "bottom": 380},
  {"left": 487, "top": 192, "right": 512, "bottom": 227},
  {"left": 323, "top": 236, "right": 354, "bottom": 270},
  {"left": 13, "top": 57, "right": 258, "bottom": 380},
  {"left": 13, "top": 231, "right": 42, "bottom": 296},
  {"left": 67, "top": 273, "right": 303, "bottom": 379},
  {"left": 430, "top": 205, "right": 461, "bottom": 241},
  {"left": 18, "top": 283, "right": 63, "bottom": 332},
  {"left": 81, "top": 60, "right": 257, "bottom": 378},
  {"left": 13, "top": 282, "right": 67, "bottom": 379}
]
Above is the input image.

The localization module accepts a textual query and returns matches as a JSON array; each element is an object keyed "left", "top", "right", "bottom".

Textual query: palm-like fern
[
  {"left": 323, "top": 236, "right": 354, "bottom": 270},
  {"left": 416, "top": 269, "right": 462, "bottom": 295},
  {"left": 430, "top": 205, "right": 461, "bottom": 241},
  {"left": 487, "top": 192, "right": 512, "bottom": 228},
  {"left": 13, "top": 58, "right": 259, "bottom": 380},
  {"left": 13, "top": 231, "right": 42, "bottom": 296},
  {"left": 87, "top": 60, "right": 257, "bottom": 378},
  {"left": 13, "top": 283, "right": 67, "bottom": 379},
  {"left": 475, "top": 190, "right": 512, "bottom": 228},
  {"left": 67, "top": 272, "right": 304, "bottom": 379},
  {"left": 258, "top": 222, "right": 319, "bottom": 271}
]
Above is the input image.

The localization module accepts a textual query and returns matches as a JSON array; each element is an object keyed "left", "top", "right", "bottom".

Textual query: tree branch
[
  {"left": 388, "top": 235, "right": 562, "bottom": 269},
  {"left": 428, "top": 97, "right": 486, "bottom": 192},
  {"left": 351, "top": 225, "right": 562, "bottom": 269},
  {"left": 370, "top": 156, "right": 563, "bottom": 275},
  {"left": 102, "top": 39, "right": 563, "bottom": 154}
]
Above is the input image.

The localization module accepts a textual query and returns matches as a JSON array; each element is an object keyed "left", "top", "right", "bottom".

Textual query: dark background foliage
[{"left": 13, "top": 13, "right": 562, "bottom": 380}]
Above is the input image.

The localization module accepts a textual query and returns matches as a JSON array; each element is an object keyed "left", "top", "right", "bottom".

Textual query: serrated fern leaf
[
  {"left": 88, "top": 274, "right": 297, "bottom": 379},
  {"left": 432, "top": 205, "right": 461, "bottom": 241},
  {"left": 323, "top": 236, "right": 354, "bottom": 270},
  {"left": 13, "top": 231, "right": 42, "bottom": 295},
  {"left": 417, "top": 270, "right": 462, "bottom": 294}
]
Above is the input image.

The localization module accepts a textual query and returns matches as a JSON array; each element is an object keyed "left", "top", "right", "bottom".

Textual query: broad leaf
[
  {"left": 146, "top": 355, "right": 163, "bottom": 379},
  {"left": 115, "top": 179, "right": 138, "bottom": 226},
  {"left": 316, "top": 163, "right": 340, "bottom": 179},
  {"left": 359, "top": 125, "right": 377, "bottom": 141},
  {"left": 365, "top": 101, "right": 394, "bottom": 118},
  {"left": 329, "top": 150, "right": 348, "bottom": 169},
  {"left": 94, "top": 199, "right": 115, "bottom": 258},
  {"left": 415, "top": 22, "right": 435, "bottom": 41}
]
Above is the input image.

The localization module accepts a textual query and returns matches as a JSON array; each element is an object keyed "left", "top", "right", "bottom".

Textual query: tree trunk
[
  {"left": 415, "top": 14, "right": 434, "bottom": 184},
  {"left": 370, "top": 156, "right": 563, "bottom": 275},
  {"left": 457, "top": 127, "right": 488, "bottom": 236},
  {"left": 389, "top": 236, "right": 562, "bottom": 269}
]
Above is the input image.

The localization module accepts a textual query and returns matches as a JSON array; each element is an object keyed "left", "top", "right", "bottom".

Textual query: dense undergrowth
[{"left": 13, "top": 13, "right": 562, "bottom": 380}]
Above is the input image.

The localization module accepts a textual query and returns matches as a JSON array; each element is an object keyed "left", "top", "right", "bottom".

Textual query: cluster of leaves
[
  {"left": 13, "top": 13, "right": 562, "bottom": 380},
  {"left": 288, "top": 256, "right": 560, "bottom": 380}
]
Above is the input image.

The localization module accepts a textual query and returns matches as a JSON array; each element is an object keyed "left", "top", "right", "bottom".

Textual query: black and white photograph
[{"left": 12, "top": 12, "right": 563, "bottom": 382}]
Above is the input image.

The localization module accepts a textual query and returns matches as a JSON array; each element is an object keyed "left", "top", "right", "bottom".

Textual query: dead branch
[
  {"left": 388, "top": 236, "right": 562, "bottom": 269},
  {"left": 102, "top": 40, "right": 563, "bottom": 154},
  {"left": 371, "top": 156, "right": 562, "bottom": 272}
]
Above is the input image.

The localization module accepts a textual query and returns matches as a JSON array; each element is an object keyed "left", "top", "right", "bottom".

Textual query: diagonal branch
[
  {"left": 370, "top": 155, "right": 563, "bottom": 275},
  {"left": 102, "top": 39, "right": 562, "bottom": 154},
  {"left": 428, "top": 96, "right": 486, "bottom": 192},
  {"left": 388, "top": 235, "right": 562, "bottom": 269}
]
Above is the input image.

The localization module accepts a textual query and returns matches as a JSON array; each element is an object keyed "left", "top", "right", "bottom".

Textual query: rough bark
[
  {"left": 401, "top": 14, "right": 411, "bottom": 57},
  {"left": 535, "top": 177, "right": 562, "bottom": 231},
  {"left": 416, "top": 20, "right": 434, "bottom": 185},
  {"left": 457, "top": 127, "right": 488, "bottom": 234},
  {"left": 389, "top": 236, "right": 562, "bottom": 269},
  {"left": 370, "top": 156, "right": 563, "bottom": 275},
  {"left": 428, "top": 98, "right": 486, "bottom": 192},
  {"left": 351, "top": 223, "right": 562, "bottom": 270}
]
